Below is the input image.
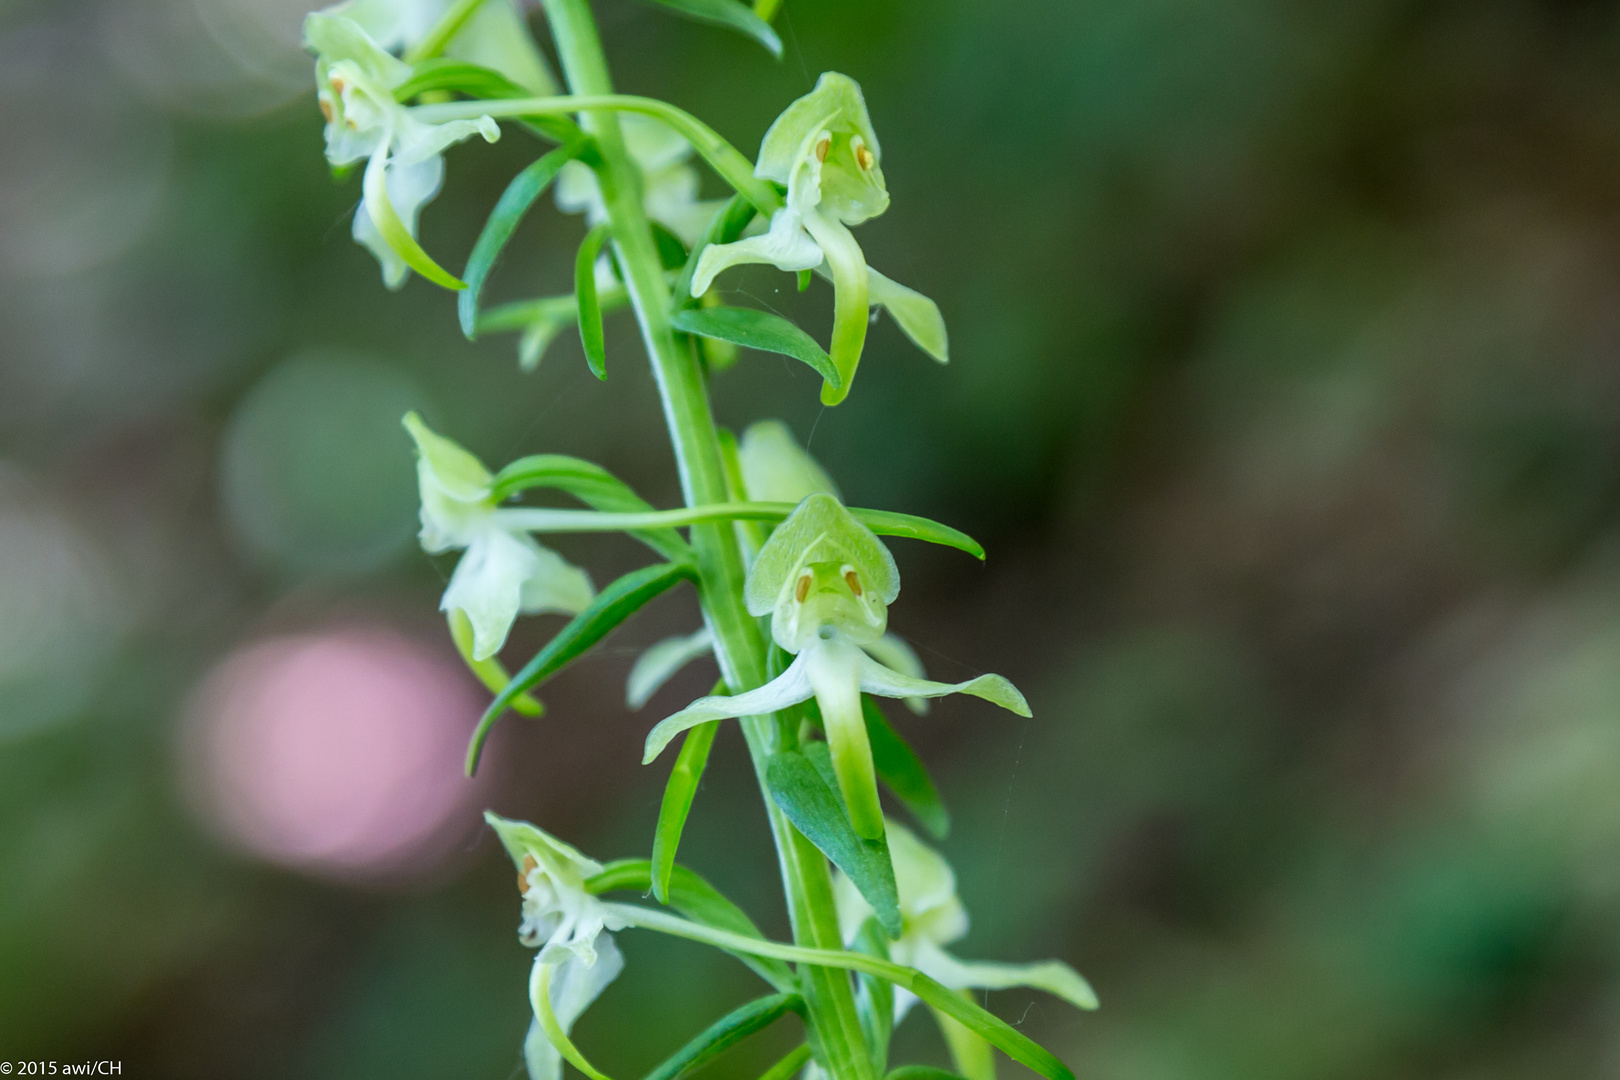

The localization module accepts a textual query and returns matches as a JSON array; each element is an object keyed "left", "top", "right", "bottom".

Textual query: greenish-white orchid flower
[
  {"left": 835, "top": 819, "right": 1098, "bottom": 1017},
  {"left": 305, "top": 8, "right": 511, "bottom": 290},
  {"left": 557, "top": 115, "right": 727, "bottom": 249},
  {"left": 690, "top": 73, "right": 948, "bottom": 405},
  {"left": 322, "top": 0, "right": 557, "bottom": 95},
  {"left": 644, "top": 494, "right": 1030, "bottom": 840},
  {"left": 405, "top": 412, "right": 593, "bottom": 660},
  {"left": 487, "top": 813, "right": 628, "bottom": 1080},
  {"left": 626, "top": 421, "right": 929, "bottom": 713}
]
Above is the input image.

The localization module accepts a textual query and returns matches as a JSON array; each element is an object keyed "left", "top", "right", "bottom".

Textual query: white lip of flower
[
  {"left": 835, "top": 819, "right": 1099, "bottom": 1016},
  {"left": 305, "top": 11, "right": 501, "bottom": 289},
  {"left": 643, "top": 494, "right": 1030, "bottom": 842},
  {"left": 405, "top": 412, "right": 593, "bottom": 661},
  {"left": 688, "top": 73, "right": 949, "bottom": 405},
  {"left": 555, "top": 114, "right": 727, "bottom": 248},
  {"left": 626, "top": 422, "right": 930, "bottom": 713}
]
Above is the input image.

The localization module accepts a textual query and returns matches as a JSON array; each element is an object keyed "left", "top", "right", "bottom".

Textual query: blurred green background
[{"left": 6, "top": 0, "right": 1620, "bottom": 1076}]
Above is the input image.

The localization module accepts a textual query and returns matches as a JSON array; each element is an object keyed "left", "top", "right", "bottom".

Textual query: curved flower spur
[{"left": 643, "top": 494, "right": 1031, "bottom": 841}]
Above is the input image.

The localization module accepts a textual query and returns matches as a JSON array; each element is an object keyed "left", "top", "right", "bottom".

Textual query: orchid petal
[
  {"left": 807, "top": 638, "right": 884, "bottom": 839},
  {"left": 358, "top": 144, "right": 466, "bottom": 290},
  {"left": 802, "top": 210, "right": 869, "bottom": 406},
  {"left": 690, "top": 208, "right": 823, "bottom": 297},
  {"left": 518, "top": 538, "right": 595, "bottom": 617},
  {"left": 861, "top": 633, "right": 929, "bottom": 715},
  {"left": 857, "top": 653, "right": 1031, "bottom": 717},
  {"left": 441, "top": 529, "right": 540, "bottom": 660},
  {"left": 643, "top": 654, "right": 813, "bottom": 763},
  {"left": 525, "top": 939, "right": 625, "bottom": 1080},
  {"left": 626, "top": 627, "right": 715, "bottom": 710},
  {"left": 738, "top": 420, "right": 841, "bottom": 504},
  {"left": 911, "top": 939, "right": 1097, "bottom": 1012},
  {"left": 869, "top": 267, "right": 948, "bottom": 364}
]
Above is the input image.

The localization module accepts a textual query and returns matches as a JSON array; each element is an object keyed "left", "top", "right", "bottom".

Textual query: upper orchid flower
[
  {"left": 690, "top": 73, "right": 949, "bottom": 405},
  {"left": 487, "top": 813, "right": 627, "bottom": 1080},
  {"left": 643, "top": 494, "right": 1030, "bottom": 840},
  {"left": 305, "top": 4, "right": 525, "bottom": 290},
  {"left": 405, "top": 412, "right": 592, "bottom": 661},
  {"left": 835, "top": 819, "right": 1098, "bottom": 1017},
  {"left": 626, "top": 421, "right": 930, "bottom": 714}
]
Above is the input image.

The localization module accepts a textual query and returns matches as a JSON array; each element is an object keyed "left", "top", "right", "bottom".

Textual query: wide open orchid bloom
[
  {"left": 690, "top": 73, "right": 948, "bottom": 405},
  {"left": 557, "top": 115, "right": 728, "bottom": 249},
  {"left": 305, "top": 9, "right": 502, "bottom": 289},
  {"left": 626, "top": 422, "right": 929, "bottom": 713},
  {"left": 405, "top": 413, "right": 592, "bottom": 660},
  {"left": 644, "top": 494, "right": 1029, "bottom": 840},
  {"left": 487, "top": 813, "right": 628, "bottom": 1080},
  {"left": 835, "top": 819, "right": 1098, "bottom": 1017}
]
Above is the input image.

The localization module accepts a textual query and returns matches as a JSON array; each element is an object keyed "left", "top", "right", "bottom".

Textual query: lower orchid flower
[
  {"left": 834, "top": 819, "right": 1098, "bottom": 1018},
  {"left": 404, "top": 412, "right": 592, "bottom": 662},
  {"left": 487, "top": 813, "right": 628, "bottom": 1080},
  {"left": 643, "top": 494, "right": 1030, "bottom": 840}
]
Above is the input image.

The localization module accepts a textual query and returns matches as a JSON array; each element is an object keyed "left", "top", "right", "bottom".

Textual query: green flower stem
[
  {"left": 411, "top": 95, "right": 783, "bottom": 217},
  {"left": 536, "top": 4, "right": 873, "bottom": 1080}
]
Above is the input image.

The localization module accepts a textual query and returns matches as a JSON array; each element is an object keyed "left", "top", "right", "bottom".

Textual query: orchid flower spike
[
  {"left": 404, "top": 412, "right": 593, "bottom": 661},
  {"left": 643, "top": 494, "right": 1030, "bottom": 840},
  {"left": 487, "top": 813, "right": 627, "bottom": 1080},
  {"left": 835, "top": 819, "right": 1098, "bottom": 1016},
  {"left": 626, "top": 421, "right": 930, "bottom": 715},
  {"left": 690, "top": 73, "right": 949, "bottom": 405},
  {"left": 305, "top": 5, "right": 516, "bottom": 290}
]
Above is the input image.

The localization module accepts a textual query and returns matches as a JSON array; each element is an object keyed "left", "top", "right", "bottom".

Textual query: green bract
[
  {"left": 690, "top": 74, "right": 947, "bottom": 405},
  {"left": 405, "top": 412, "right": 593, "bottom": 660},
  {"left": 834, "top": 820, "right": 1099, "bottom": 1014}
]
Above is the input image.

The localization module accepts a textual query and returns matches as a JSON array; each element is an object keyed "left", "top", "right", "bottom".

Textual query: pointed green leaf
[
  {"left": 651, "top": 712, "right": 720, "bottom": 903},
  {"left": 643, "top": 993, "right": 805, "bottom": 1080},
  {"left": 632, "top": 0, "right": 782, "bottom": 57},
  {"left": 672, "top": 307, "right": 839, "bottom": 389},
  {"left": 677, "top": 194, "right": 758, "bottom": 306},
  {"left": 765, "top": 747, "right": 901, "bottom": 937},
  {"left": 491, "top": 453, "right": 691, "bottom": 562},
  {"left": 887, "top": 1069, "right": 968, "bottom": 1080},
  {"left": 460, "top": 140, "right": 588, "bottom": 339},
  {"left": 863, "top": 696, "right": 949, "bottom": 839},
  {"left": 651, "top": 221, "right": 690, "bottom": 271},
  {"left": 587, "top": 859, "right": 796, "bottom": 992},
  {"left": 491, "top": 501, "right": 984, "bottom": 560},
  {"left": 393, "top": 58, "right": 529, "bottom": 103},
  {"left": 909, "top": 977, "right": 1074, "bottom": 1080},
  {"left": 576, "top": 221, "right": 612, "bottom": 379},
  {"left": 467, "top": 561, "right": 696, "bottom": 774}
]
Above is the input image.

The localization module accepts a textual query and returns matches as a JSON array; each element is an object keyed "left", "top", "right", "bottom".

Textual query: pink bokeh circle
[{"left": 183, "top": 626, "right": 489, "bottom": 881}]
